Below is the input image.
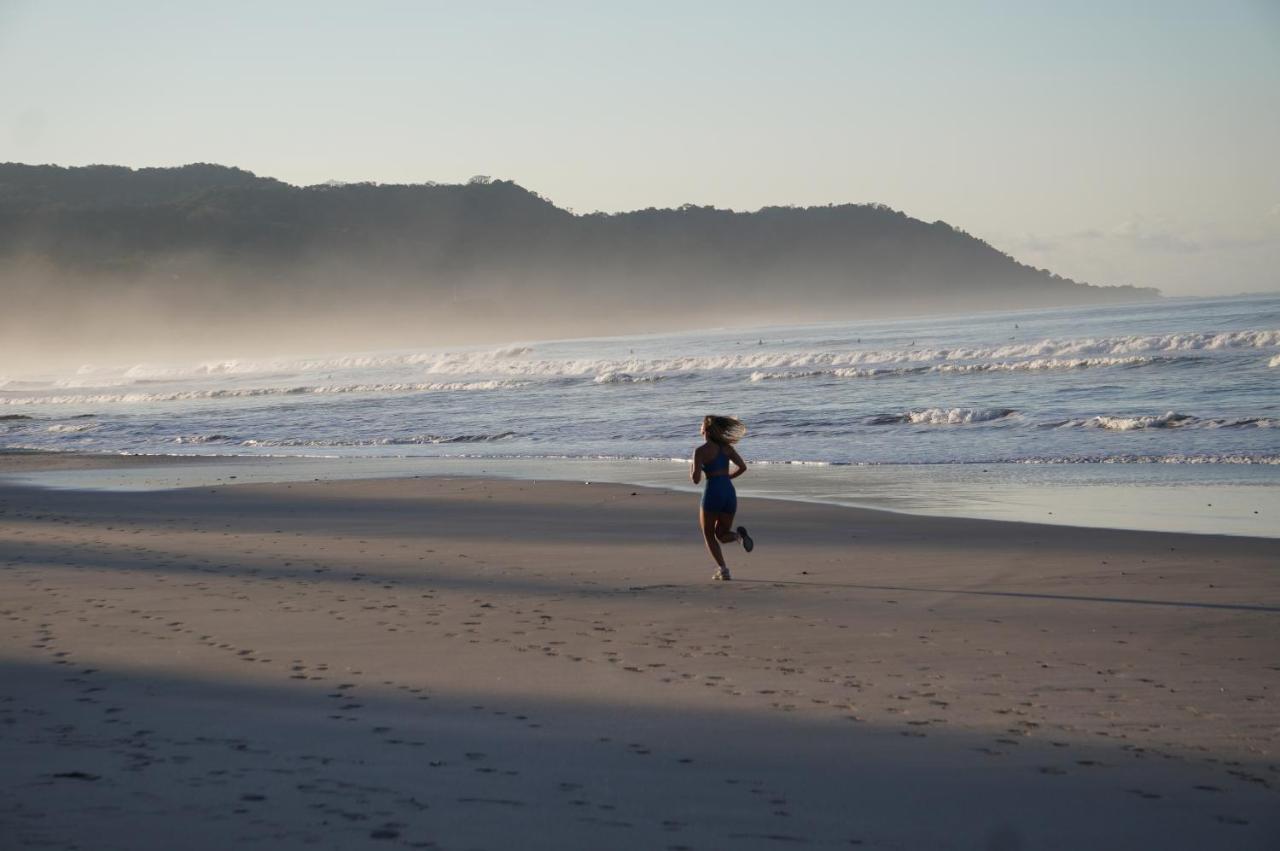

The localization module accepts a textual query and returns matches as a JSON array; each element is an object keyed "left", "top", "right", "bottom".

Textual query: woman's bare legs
[
  {"left": 714, "top": 513, "right": 740, "bottom": 545},
  {"left": 700, "top": 509, "right": 727, "bottom": 569},
  {"left": 701, "top": 511, "right": 741, "bottom": 578}
]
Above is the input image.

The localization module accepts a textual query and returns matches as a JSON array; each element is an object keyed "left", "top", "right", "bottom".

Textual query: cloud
[
  {"left": 992, "top": 216, "right": 1280, "bottom": 296},
  {"left": 1106, "top": 218, "right": 1202, "bottom": 254},
  {"left": 1059, "top": 215, "right": 1280, "bottom": 255},
  {"left": 1007, "top": 222, "right": 1198, "bottom": 254}
]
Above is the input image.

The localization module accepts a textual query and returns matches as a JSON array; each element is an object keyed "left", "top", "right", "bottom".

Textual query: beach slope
[{"left": 1, "top": 473, "right": 1277, "bottom": 849}]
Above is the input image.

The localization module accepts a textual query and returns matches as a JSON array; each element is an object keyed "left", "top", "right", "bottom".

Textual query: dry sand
[{"left": 0, "top": 463, "right": 1277, "bottom": 849}]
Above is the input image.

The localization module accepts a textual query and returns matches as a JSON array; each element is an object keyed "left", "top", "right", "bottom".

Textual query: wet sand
[{"left": 1, "top": 466, "right": 1277, "bottom": 849}]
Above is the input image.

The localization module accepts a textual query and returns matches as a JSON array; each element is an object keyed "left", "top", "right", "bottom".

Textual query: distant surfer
[{"left": 690, "top": 415, "right": 753, "bottom": 580}]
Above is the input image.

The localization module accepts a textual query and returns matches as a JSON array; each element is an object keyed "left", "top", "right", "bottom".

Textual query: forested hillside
[{"left": 0, "top": 163, "right": 1158, "bottom": 364}]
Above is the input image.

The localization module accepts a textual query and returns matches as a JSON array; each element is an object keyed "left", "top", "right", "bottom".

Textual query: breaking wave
[
  {"left": 749, "top": 356, "right": 1168, "bottom": 382},
  {"left": 1052, "top": 412, "right": 1280, "bottom": 431},
  {"left": 45, "top": 423, "right": 97, "bottom": 433},
  {"left": 234, "top": 432, "right": 518, "bottom": 448},
  {"left": 866, "top": 408, "right": 1018, "bottom": 426},
  {"left": 172, "top": 434, "right": 235, "bottom": 444},
  {"left": 114, "top": 344, "right": 539, "bottom": 382},
  {"left": 41, "top": 328, "right": 1278, "bottom": 387},
  {"left": 9, "top": 303, "right": 1280, "bottom": 497},
  {"left": 457, "top": 329, "right": 1277, "bottom": 378},
  {"left": 592, "top": 372, "right": 667, "bottom": 384},
  {"left": 0, "top": 380, "right": 527, "bottom": 406}
]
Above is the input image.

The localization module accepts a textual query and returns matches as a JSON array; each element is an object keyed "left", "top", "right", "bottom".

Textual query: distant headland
[{"left": 0, "top": 163, "right": 1159, "bottom": 364}]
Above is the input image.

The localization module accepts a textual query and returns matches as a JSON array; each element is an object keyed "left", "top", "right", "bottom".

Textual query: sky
[{"left": 2, "top": 0, "right": 1278, "bottom": 296}]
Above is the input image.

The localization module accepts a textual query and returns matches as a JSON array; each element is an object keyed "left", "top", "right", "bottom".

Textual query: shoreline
[
  {"left": 1, "top": 468, "right": 1277, "bottom": 848},
  {"left": 3, "top": 449, "right": 1278, "bottom": 540}
]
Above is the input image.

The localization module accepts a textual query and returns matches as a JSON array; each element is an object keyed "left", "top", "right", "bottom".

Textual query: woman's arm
[
  {"left": 690, "top": 448, "right": 703, "bottom": 484},
  {"left": 727, "top": 446, "right": 747, "bottom": 479}
]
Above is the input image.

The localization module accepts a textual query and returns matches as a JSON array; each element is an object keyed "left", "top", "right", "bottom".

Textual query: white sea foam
[
  {"left": 1012, "top": 453, "right": 1280, "bottom": 465},
  {"left": 753, "top": 452, "right": 1280, "bottom": 464},
  {"left": 963, "top": 329, "right": 1280, "bottom": 360},
  {"left": 236, "top": 432, "right": 517, "bottom": 448},
  {"left": 749, "top": 356, "right": 1164, "bottom": 382},
  {"left": 123, "top": 361, "right": 244, "bottom": 380},
  {"left": 752, "top": 459, "right": 842, "bottom": 466},
  {"left": 45, "top": 423, "right": 97, "bottom": 433},
  {"left": 867, "top": 408, "right": 1018, "bottom": 426},
  {"left": 593, "top": 371, "right": 666, "bottom": 384},
  {"left": 749, "top": 367, "right": 926, "bottom": 381},
  {"left": 1068, "top": 411, "right": 1195, "bottom": 431},
  {"left": 46, "top": 328, "right": 1277, "bottom": 388},
  {"left": 1054, "top": 412, "right": 1279, "bottom": 431},
  {"left": 11, "top": 303, "right": 1280, "bottom": 489},
  {"left": 429, "top": 328, "right": 1273, "bottom": 378},
  {"left": 933, "top": 356, "right": 1165, "bottom": 374},
  {"left": 0, "top": 380, "right": 527, "bottom": 406},
  {"left": 116, "top": 344, "right": 538, "bottom": 382},
  {"left": 451, "top": 328, "right": 1275, "bottom": 377},
  {"left": 172, "top": 434, "right": 235, "bottom": 444}
]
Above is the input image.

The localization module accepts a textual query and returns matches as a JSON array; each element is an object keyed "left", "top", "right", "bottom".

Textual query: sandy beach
[{"left": 1, "top": 460, "right": 1277, "bottom": 849}]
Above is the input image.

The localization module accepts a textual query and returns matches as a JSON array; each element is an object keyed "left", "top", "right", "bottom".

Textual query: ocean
[{"left": 4, "top": 294, "right": 1278, "bottom": 536}]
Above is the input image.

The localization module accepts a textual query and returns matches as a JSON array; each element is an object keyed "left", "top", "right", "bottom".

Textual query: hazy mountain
[{"left": 0, "top": 163, "right": 1158, "bottom": 369}]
